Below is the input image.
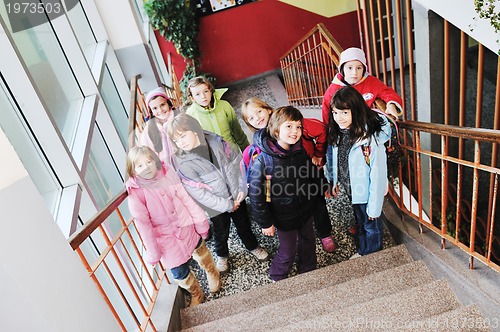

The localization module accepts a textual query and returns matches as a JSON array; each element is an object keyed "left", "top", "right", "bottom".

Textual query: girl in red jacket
[
  {"left": 241, "top": 98, "right": 337, "bottom": 253},
  {"left": 321, "top": 47, "right": 404, "bottom": 126},
  {"left": 125, "top": 146, "right": 220, "bottom": 306}
]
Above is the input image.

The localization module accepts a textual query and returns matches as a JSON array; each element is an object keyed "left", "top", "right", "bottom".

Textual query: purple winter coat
[{"left": 126, "top": 165, "right": 209, "bottom": 269}]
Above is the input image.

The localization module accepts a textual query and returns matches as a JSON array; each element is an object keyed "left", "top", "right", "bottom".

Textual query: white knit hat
[
  {"left": 339, "top": 47, "right": 367, "bottom": 71},
  {"left": 145, "top": 87, "right": 170, "bottom": 108}
]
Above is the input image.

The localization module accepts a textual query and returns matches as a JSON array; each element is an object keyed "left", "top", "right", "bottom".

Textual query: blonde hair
[
  {"left": 241, "top": 97, "right": 274, "bottom": 132},
  {"left": 126, "top": 146, "right": 162, "bottom": 178},
  {"left": 267, "top": 106, "right": 303, "bottom": 140}
]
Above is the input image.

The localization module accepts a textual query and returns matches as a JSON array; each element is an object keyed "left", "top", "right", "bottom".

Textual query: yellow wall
[{"left": 278, "top": 0, "right": 357, "bottom": 18}]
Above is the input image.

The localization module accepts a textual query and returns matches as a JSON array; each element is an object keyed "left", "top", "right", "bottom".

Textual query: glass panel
[
  {"left": 0, "top": 10, "right": 84, "bottom": 147},
  {"left": 65, "top": 1, "right": 97, "bottom": 65},
  {"left": 85, "top": 122, "right": 124, "bottom": 209},
  {"left": 100, "top": 65, "right": 128, "bottom": 147},
  {"left": 0, "top": 79, "right": 61, "bottom": 215}
]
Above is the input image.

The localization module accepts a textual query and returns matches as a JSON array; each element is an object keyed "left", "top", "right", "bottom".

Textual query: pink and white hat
[
  {"left": 339, "top": 47, "right": 367, "bottom": 71},
  {"left": 145, "top": 87, "right": 170, "bottom": 108}
]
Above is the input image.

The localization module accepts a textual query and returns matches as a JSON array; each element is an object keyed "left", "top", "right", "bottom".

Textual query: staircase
[{"left": 179, "top": 244, "right": 490, "bottom": 331}]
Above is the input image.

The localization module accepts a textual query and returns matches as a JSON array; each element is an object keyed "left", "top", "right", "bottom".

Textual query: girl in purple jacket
[{"left": 125, "top": 146, "right": 220, "bottom": 306}]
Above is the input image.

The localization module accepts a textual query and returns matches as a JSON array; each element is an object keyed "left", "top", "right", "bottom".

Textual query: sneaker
[
  {"left": 320, "top": 236, "right": 338, "bottom": 253},
  {"left": 216, "top": 256, "right": 229, "bottom": 273},
  {"left": 250, "top": 246, "right": 269, "bottom": 261},
  {"left": 349, "top": 253, "right": 362, "bottom": 260},
  {"left": 348, "top": 223, "right": 359, "bottom": 235}
]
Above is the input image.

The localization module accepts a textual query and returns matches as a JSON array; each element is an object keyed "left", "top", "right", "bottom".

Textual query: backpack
[
  {"left": 361, "top": 110, "right": 403, "bottom": 180},
  {"left": 241, "top": 143, "right": 274, "bottom": 202}
]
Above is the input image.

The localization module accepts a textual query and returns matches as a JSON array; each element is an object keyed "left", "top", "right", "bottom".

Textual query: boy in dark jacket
[{"left": 248, "top": 106, "right": 325, "bottom": 281}]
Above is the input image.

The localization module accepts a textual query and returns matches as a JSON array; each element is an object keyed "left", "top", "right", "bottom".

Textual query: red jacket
[
  {"left": 302, "top": 118, "right": 327, "bottom": 159},
  {"left": 321, "top": 73, "right": 403, "bottom": 125}
]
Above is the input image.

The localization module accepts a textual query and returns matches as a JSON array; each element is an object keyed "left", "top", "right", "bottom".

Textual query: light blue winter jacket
[{"left": 325, "top": 116, "right": 391, "bottom": 218}]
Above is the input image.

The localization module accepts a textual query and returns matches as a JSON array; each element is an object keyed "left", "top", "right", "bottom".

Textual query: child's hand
[
  {"left": 312, "top": 156, "right": 324, "bottom": 167},
  {"left": 235, "top": 191, "right": 245, "bottom": 204},
  {"left": 262, "top": 226, "right": 275, "bottom": 237},
  {"left": 232, "top": 201, "right": 240, "bottom": 211},
  {"left": 385, "top": 104, "right": 400, "bottom": 119},
  {"left": 324, "top": 184, "right": 339, "bottom": 198}
]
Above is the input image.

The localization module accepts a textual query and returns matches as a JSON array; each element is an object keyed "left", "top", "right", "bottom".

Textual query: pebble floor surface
[{"left": 187, "top": 185, "right": 396, "bottom": 304}]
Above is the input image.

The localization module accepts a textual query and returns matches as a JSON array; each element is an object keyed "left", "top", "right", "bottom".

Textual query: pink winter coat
[{"left": 126, "top": 165, "right": 209, "bottom": 269}]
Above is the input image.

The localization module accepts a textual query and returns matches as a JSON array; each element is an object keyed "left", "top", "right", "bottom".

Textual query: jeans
[
  {"left": 210, "top": 200, "right": 258, "bottom": 257},
  {"left": 170, "top": 237, "right": 203, "bottom": 280},
  {"left": 269, "top": 216, "right": 317, "bottom": 281},
  {"left": 353, "top": 203, "right": 383, "bottom": 255}
]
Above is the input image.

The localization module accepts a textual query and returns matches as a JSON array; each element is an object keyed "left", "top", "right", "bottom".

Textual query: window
[
  {"left": 0, "top": 77, "right": 61, "bottom": 215},
  {"left": 0, "top": 9, "right": 84, "bottom": 148}
]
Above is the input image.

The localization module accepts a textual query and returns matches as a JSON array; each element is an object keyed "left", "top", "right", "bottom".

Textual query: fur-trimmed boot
[
  {"left": 192, "top": 240, "right": 221, "bottom": 293},
  {"left": 177, "top": 271, "right": 204, "bottom": 307}
]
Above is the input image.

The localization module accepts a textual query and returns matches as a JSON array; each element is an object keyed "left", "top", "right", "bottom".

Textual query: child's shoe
[
  {"left": 349, "top": 252, "right": 362, "bottom": 260},
  {"left": 320, "top": 236, "right": 338, "bottom": 253},
  {"left": 177, "top": 271, "right": 204, "bottom": 307},
  {"left": 250, "top": 246, "right": 269, "bottom": 261},
  {"left": 216, "top": 256, "right": 229, "bottom": 274},
  {"left": 191, "top": 240, "right": 221, "bottom": 293}
]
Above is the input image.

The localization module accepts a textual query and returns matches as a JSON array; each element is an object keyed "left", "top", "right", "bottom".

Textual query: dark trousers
[
  {"left": 210, "top": 200, "right": 258, "bottom": 257},
  {"left": 313, "top": 196, "right": 332, "bottom": 239},
  {"left": 269, "top": 216, "right": 317, "bottom": 281},
  {"left": 353, "top": 203, "right": 383, "bottom": 255}
]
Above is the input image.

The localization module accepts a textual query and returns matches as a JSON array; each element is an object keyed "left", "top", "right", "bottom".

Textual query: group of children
[{"left": 125, "top": 47, "right": 402, "bottom": 306}]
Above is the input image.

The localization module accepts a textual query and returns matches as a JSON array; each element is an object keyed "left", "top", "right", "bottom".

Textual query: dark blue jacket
[{"left": 248, "top": 129, "right": 325, "bottom": 231}]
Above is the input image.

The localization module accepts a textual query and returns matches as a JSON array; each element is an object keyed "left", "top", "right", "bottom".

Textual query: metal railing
[
  {"left": 280, "top": 23, "right": 343, "bottom": 108},
  {"left": 69, "top": 73, "right": 183, "bottom": 331},
  {"left": 395, "top": 120, "right": 500, "bottom": 271},
  {"left": 279, "top": 3, "right": 500, "bottom": 272}
]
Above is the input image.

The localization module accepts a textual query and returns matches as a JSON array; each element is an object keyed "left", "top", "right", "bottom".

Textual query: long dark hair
[{"left": 327, "top": 86, "right": 383, "bottom": 146}]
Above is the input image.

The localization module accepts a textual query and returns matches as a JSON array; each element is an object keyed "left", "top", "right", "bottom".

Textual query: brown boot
[
  {"left": 192, "top": 239, "right": 221, "bottom": 293},
  {"left": 177, "top": 271, "right": 204, "bottom": 307}
]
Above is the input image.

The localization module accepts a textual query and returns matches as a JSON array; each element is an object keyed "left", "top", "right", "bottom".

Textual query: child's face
[
  {"left": 332, "top": 107, "right": 352, "bottom": 129},
  {"left": 149, "top": 96, "right": 171, "bottom": 121},
  {"left": 276, "top": 120, "right": 302, "bottom": 150},
  {"left": 246, "top": 106, "right": 272, "bottom": 129},
  {"left": 172, "top": 130, "right": 201, "bottom": 152},
  {"left": 134, "top": 155, "right": 157, "bottom": 180},
  {"left": 342, "top": 60, "right": 364, "bottom": 85},
  {"left": 190, "top": 83, "right": 212, "bottom": 108}
]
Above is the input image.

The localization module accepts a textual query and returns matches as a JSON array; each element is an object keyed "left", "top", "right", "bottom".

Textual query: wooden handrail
[
  {"left": 280, "top": 23, "right": 343, "bottom": 62},
  {"left": 68, "top": 188, "right": 128, "bottom": 250},
  {"left": 128, "top": 74, "right": 141, "bottom": 152},
  {"left": 399, "top": 121, "right": 500, "bottom": 143}
]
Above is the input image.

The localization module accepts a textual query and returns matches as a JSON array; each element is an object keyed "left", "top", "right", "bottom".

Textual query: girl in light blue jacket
[{"left": 325, "top": 86, "right": 391, "bottom": 257}]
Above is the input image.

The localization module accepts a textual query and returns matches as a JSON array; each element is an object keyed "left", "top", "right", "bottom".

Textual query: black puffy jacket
[{"left": 248, "top": 129, "right": 326, "bottom": 231}]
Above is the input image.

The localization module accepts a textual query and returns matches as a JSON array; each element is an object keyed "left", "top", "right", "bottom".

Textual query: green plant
[
  {"left": 144, "top": 0, "right": 200, "bottom": 62},
  {"left": 472, "top": 0, "right": 500, "bottom": 54}
]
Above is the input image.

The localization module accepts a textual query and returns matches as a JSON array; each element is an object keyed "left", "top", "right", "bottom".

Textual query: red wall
[{"left": 156, "top": 0, "right": 359, "bottom": 86}]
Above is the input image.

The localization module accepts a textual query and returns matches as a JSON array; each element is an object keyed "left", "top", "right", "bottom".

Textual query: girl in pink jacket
[
  {"left": 139, "top": 88, "right": 179, "bottom": 166},
  {"left": 125, "top": 146, "right": 220, "bottom": 306}
]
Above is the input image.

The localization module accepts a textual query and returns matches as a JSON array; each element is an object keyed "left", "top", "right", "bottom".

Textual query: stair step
[
  {"left": 400, "top": 305, "right": 491, "bottom": 331},
  {"left": 182, "top": 260, "right": 434, "bottom": 331},
  {"left": 272, "top": 279, "right": 461, "bottom": 331},
  {"left": 181, "top": 244, "right": 412, "bottom": 329}
]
